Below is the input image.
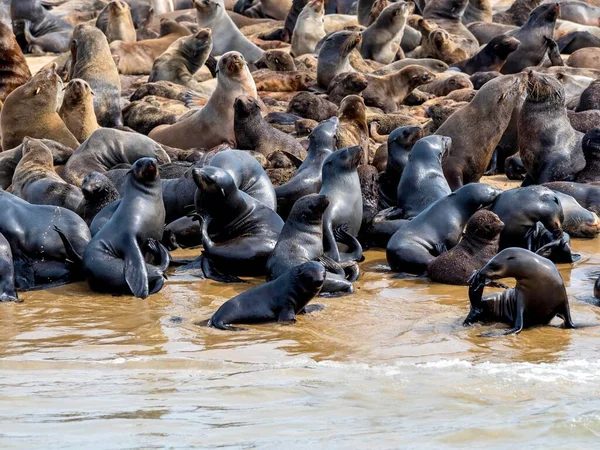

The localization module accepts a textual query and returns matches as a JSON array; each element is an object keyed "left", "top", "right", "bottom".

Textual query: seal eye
[{"left": 506, "top": 256, "right": 516, "bottom": 261}]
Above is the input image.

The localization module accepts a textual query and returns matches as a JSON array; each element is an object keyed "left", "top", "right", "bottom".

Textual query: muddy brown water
[{"left": 4, "top": 62, "right": 599, "bottom": 448}]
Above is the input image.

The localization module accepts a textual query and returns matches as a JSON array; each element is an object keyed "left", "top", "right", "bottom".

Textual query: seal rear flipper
[
  {"left": 208, "top": 318, "right": 248, "bottom": 331},
  {"left": 278, "top": 307, "right": 297, "bottom": 324},
  {"left": 201, "top": 257, "right": 244, "bottom": 284},
  {"left": 555, "top": 301, "right": 576, "bottom": 329},
  {"left": 13, "top": 255, "right": 36, "bottom": 291},
  {"left": 145, "top": 238, "right": 171, "bottom": 273},
  {"left": 323, "top": 223, "right": 341, "bottom": 262},
  {"left": 334, "top": 224, "right": 364, "bottom": 263},
  {"left": 53, "top": 225, "right": 83, "bottom": 265},
  {"left": 317, "top": 255, "right": 345, "bottom": 277},
  {"left": 124, "top": 244, "right": 150, "bottom": 299},
  {"left": 280, "top": 151, "right": 304, "bottom": 169}
]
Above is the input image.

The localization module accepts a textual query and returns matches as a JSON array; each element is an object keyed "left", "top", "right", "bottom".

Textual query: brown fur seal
[
  {"left": 234, "top": 94, "right": 306, "bottom": 157},
  {"left": 287, "top": 91, "right": 338, "bottom": 121},
  {"left": 317, "top": 30, "right": 362, "bottom": 88},
  {"left": 97, "top": 1, "right": 137, "bottom": 43},
  {"left": 423, "top": 0, "right": 479, "bottom": 56},
  {"left": 360, "top": 1, "right": 413, "bottom": 64},
  {"left": 428, "top": 210, "right": 503, "bottom": 285},
  {"left": 417, "top": 20, "right": 469, "bottom": 64},
  {"left": 492, "top": 0, "right": 541, "bottom": 26},
  {"left": 327, "top": 72, "right": 369, "bottom": 105},
  {"left": 255, "top": 50, "right": 298, "bottom": 71},
  {"left": 451, "top": 35, "right": 520, "bottom": 75},
  {"left": 360, "top": 65, "right": 436, "bottom": 113},
  {"left": 337, "top": 95, "right": 369, "bottom": 163},
  {"left": 1, "top": 63, "right": 79, "bottom": 150},
  {"left": 518, "top": 71, "right": 585, "bottom": 185},
  {"left": 440, "top": 72, "right": 528, "bottom": 190},
  {"left": 291, "top": 0, "right": 326, "bottom": 57},
  {"left": 194, "top": 0, "right": 265, "bottom": 62},
  {"left": 70, "top": 24, "right": 122, "bottom": 128},
  {"left": 148, "top": 28, "right": 213, "bottom": 87},
  {"left": 110, "top": 19, "right": 191, "bottom": 75},
  {"left": 122, "top": 101, "right": 178, "bottom": 135},
  {"left": 419, "top": 71, "right": 472, "bottom": 96},
  {"left": 149, "top": 51, "right": 257, "bottom": 149},
  {"left": 59, "top": 79, "right": 100, "bottom": 144},
  {"left": 11, "top": 137, "right": 83, "bottom": 212},
  {"left": 0, "top": 22, "right": 31, "bottom": 102},
  {"left": 254, "top": 71, "right": 315, "bottom": 92},
  {"left": 77, "top": 171, "right": 121, "bottom": 227},
  {"left": 567, "top": 48, "right": 600, "bottom": 70}
]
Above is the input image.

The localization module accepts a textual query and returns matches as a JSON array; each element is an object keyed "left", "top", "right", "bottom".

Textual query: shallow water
[{"left": 1, "top": 235, "right": 600, "bottom": 448}]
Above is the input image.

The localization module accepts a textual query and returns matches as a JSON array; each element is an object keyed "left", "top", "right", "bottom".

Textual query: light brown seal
[
  {"left": 69, "top": 24, "right": 122, "bottom": 128},
  {"left": 59, "top": 79, "right": 100, "bottom": 144},
  {"left": 1, "top": 62, "right": 79, "bottom": 150},
  {"left": 149, "top": 51, "right": 257, "bottom": 150},
  {"left": 97, "top": 0, "right": 137, "bottom": 43},
  {"left": 291, "top": 0, "right": 326, "bottom": 57}
]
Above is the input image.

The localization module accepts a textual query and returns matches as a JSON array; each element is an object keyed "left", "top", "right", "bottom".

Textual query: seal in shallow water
[
  {"left": 0, "top": 233, "right": 18, "bottom": 302},
  {"left": 465, "top": 247, "right": 576, "bottom": 336},
  {"left": 209, "top": 261, "right": 325, "bottom": 331}
]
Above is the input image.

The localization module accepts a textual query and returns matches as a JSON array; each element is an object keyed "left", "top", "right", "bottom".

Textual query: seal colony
[{"left": 0, "top": 0, "right": 599, "bottom": 335}]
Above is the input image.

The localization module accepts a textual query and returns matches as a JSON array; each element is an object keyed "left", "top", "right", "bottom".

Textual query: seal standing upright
[
  {"left": 69, "top": 24, "right": 122, "bottom": 128},
  {"left": 59, "top": 79, "right": 100, "bottom": 144}
]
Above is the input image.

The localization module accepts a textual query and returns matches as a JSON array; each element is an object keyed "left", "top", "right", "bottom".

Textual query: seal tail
[
  {"left": 208, "top": 319, "right": 247, "bottom": 331},
  {"left": 53, "top": 226, "right": 83, "bottom": 266}
]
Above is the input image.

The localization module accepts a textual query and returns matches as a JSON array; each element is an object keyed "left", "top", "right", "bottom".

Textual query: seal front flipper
[
  {"left": 317, "top": 255, "right": 345, "bottom": 277},
  {"left": 208, "top": 318, "right": 248, "bottom": 332},
  {"left": 124, "top": 242, "right": 149, "bottom": 299},
  {"left": 323, "top": 222, "right": 341, "bottom": 262},
  {"left": 480, "top": 298, "right": 524, "bottom": 337},
  {"left": 53, "top": 225, "right": 83, "bottom": 265},
  {"left": 555, "top": 301, "right": 576, "bottom": 329},
  {"left": 145, "top": 238, "right": 171, "bottom": 272},
  {"left": 277, "top": 307, "right": 297, "bottom": 324}
]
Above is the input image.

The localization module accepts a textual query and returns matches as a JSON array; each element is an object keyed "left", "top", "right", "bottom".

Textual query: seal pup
[
  {"left": 0, "top": 190, "right": 90, "bottom": 290},
  {"left": 148, "top": 28, "right": 213, "bottom": 87},
  {"left": 291, "top": 0, "right": 326, "bottom": 57},
  {"left": 267, "top": 194, "right": 355, "bottom": 295},
  {"left": 518, "top": 71, "right": 585, "bottom": 185},
  {"left": 1, "top": 62, "right": 79, "bottom": 150},
  {"left": 77, "top": 172, "right": 121, "bottom": 227},
  {"left": 320, "top": 146, "right": 363, "bottom": 263},
  {"left": 465, "top": 248, "right": 575, "bottom": 336},
  {"left": 149, "top": 51, "right": 257, "bottom": 150},
  {"left": 77, "top": 158, "right": 169, "bottom": 299},
  {"left": 11, "top": 137, "right": 83, "bottom": 212},
  {"left": 58, "top": 79, "right": 100, "bottom": 144},
  {"left": 193, "top": 0, "right": 264, "bottom": 62},
  {"left": 209, "top": 262, "right": 325, "bottom": 331},
  {"left": 0, "top": 22, "right": 31, "bottom": 102},
  {"left": 360, "top": 1, "right": 413, "bottom": 64},
  {"left": 428, "top": 210, "right": 504, "bottom": 285},
  {"left": 275, "top": 117, "right": 339, "bottom": 219},
  {"left": 233, "top": 95, "right": 306, "bottom": 158},
  {"left": 451, "top": 35, "right": 520, "bottom": 75},
  {"left": 440, "top": 72, "right": 528, "bottom": 190},
  {"left": 183, "top": 166, "right": 284, "bottom": 281},
  {"left": 316, "top": 30, "right": 361, "bottom": 88},
  {"left": 386, "top": 183, "right": 501, "bottom": 275},
  {"left": 423, "top": 0, "right": 480, "bottom": 56},
  {"left": 0, "top": 233, "right": 18, "bottom": 302},
  {"left": 69, "top": 24, "right": 122, "bottom": 128}
]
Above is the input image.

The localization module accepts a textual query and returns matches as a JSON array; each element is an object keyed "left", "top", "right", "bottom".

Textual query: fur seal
[
  {"left": 275, "top": 116, "right": 339, "bottom": 218},
  {"left": 69, "top": 158, "right": 169, "bottom": 298},
  {"left": 97, "top": 1, "right": 136, "bottom": 43},
  {"left": 11, "top": 1, "right": 73, "bottom": 54},
  {"left": 77, "top": 171, "right": 120, "bottom": 227},
  {"left": 193, "top": 0, "right": 264, "bottom": 62},
  {"left": 316, "top": 30, "right": 361, "bottom": 88},
  {"left": 291, "top": 0, "right": 326, "bottom": 57},
  {"left": 451, "top": 35, "right": 520, "bottom": 75},
  {"left": 1, "top": 62, "right": 79, "bottom": 151},
  {"left": 58, "top": 79, "right": 100, "bottom": 144},
  {"left": 234, "top": 95, "right": 305, "bottom": 158},
  {"left": 0, "top": 22, "right": 31, "bottom": 102},
  {"left": 465, "top": 248, "right": 575, "bottom": 336},
  {"left": 500, "top": 3, "right": 560, "bottom": 74},
  {"left": 423, "top": 0, "right": 479, "bottom": 56},
  {"left": 428, "top": 210, "right": 503, "bottom": 285},
  {"left": 0, "top": 233, "right": 17, "bottom": 302},
  {"left": 327, "top": 72, "right": 368, "bottom": 105},
  {"left": 336, "top": 95, "right": 369, "bottom": 163},
  {"left": 416, "top": 21, "right": 469, "bottom": 65},
  {"left": 360, "top": 1, "right": 413, "bottom": 64},
  {"left": 148, "top": 28, "right": 213, "bottom": 86},
  {"left": 0, "top": 189, "right": 90, "bottom": 289},
  {"left": 267, "top": 194, "right": 355, "bottom": 295},
  {"left": 567, "top": 48, "right": 600, "bottom": 71},
  {"left": 518, "top": 71, "right": 585, "bottom": 185},
  {"left": 418, "top": 71, "right": 472, "bottom": 96},
  {"left": 373, "top": 57, "right": 449, "bottom": 75},
  {"left": 287, "top": 91, "right": 338, "bottom": 121},
  {"left": 69, "top": 24, "right": 122, "bottom": 128},
  {"left": 377, "top": 125, "right": 423, "bottom": 208},
  {"left": 209, "top": 261, "right": 325, "bottom": 330},
  {"left": 575, "top": 129, "right": 600, "bottom": 183},
  {"left": 492, "top": 0, "right": 541, "bottom": 26},
  {"left": 552, "top": 190, "right": 600, "bottom": 239},
  {"left": 253, "top": 70, "right": 315, "bottom": 92},
  {"left": 386, "top": 183, "right": 501, "bottom": 274},
  {"left": 149, "top": 51, "right": 257, "bottom": 150},
  {"left": 11, "top": 137, "right": 83, "bottom": 212},
  {"left": 544, "top": 182, "right": 600, "bottom": 217},
  {"left": 557, "top": 31, "right": 600, "bottom": 54},
  {"left": 183, "top": 166, "right": 284, "bottom": 281},
  {"left": 320, "top": 145, "right": 364, "bottom": 263},
  {"left": 576, "top": 79, "right": 600, "bottom": 112},
  {"left": 109, "top": 19, "right": 191, "bottom": 75},
  {"left": 63, "top": 128, "right": 171, "bottom": 187},
  {"left": 440, "top": 72, "right": 528, "bottom": 190}
]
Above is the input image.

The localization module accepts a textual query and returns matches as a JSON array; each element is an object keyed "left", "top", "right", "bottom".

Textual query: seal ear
[{"left": 498, "top": 91, "right": 507, "bottom": 102}]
